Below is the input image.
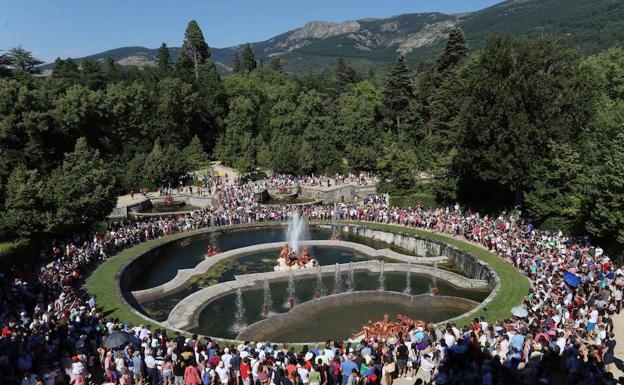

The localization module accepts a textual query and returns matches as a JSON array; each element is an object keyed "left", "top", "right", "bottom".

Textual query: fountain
[
  {"left": 333, "top": 263, "right": 342, "bottom": 294},
  {"left": 314, "top": 265, "right": 325, "bottom": 299},
  {"left": 287, "top": 211, "right": 308, "bottom": 254},
  {"left": 234, "top": 289, "right": 245, "bottom": 331},
  {"left": 274, "top": 211, "right": 317, "bottom": 271},
  {"left": 286, "top": 269, "right": 296, "bottom": 309},
  {"left": 404, "top": 262, "right": 412, "bottom": 294},
  {"left": 262, "top": 279, "right": 273, "bottom": 317},
  {"left": 347, "top": 262, "right": 355, "bottom": 291},
  {"left": 331, "top": 204, "right": 341, "bottom": 241},
  {"left": 430, "top": 262, "right": 439, "bottom": 295},
  {"left": 379, "top": 260, "right": 385, "bottom": 291}
]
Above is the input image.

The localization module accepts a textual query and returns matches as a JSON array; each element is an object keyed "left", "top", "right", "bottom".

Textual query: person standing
[{"left": 184, "top": 362, "right": 202, "bottom": 385}]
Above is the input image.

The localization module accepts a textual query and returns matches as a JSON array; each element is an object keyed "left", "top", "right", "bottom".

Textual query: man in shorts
[{"left": 395, "top": 341, "right": 409, "bottom": 378}]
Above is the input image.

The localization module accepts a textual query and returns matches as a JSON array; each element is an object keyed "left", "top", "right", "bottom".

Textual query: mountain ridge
[{"left": 40, "top": 0, "right": 624, "bottom": 74}]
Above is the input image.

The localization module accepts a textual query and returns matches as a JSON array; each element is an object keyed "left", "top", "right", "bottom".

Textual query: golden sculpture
[
  {"left": 275, "top": 245, "right": 317, "bottom": 270},
  {"left": 352, "top": 314, "right": 431, "bottom": 341}
]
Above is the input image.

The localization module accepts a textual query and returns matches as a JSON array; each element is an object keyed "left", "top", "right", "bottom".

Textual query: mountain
[{"left": 40, "top": 0, "right": 624, "bottom": 75}]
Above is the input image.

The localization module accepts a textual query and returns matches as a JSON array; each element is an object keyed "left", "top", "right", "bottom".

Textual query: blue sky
[{"left": 1, "top": 0, "right": 501, "bottom": 62}]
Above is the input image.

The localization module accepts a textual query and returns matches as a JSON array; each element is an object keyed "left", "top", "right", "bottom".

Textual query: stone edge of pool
[
  {"left": 87, "top": 222, "right": 509, "bottom": 344},
  {"left": 164, "top": 259, "right": 490, "bottom": 331},
  {"left": 130, "top": 239, "right": 452, "bottom": 304}
]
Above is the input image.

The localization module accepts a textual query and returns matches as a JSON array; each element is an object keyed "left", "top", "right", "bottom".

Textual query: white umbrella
[{"left": 511, "top": 306, "right": 528, "bottom": 318}]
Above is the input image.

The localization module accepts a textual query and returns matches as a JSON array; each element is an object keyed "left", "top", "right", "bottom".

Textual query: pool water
[
  {"left": 189, "top": 271, "right": 489, "bottom": 339},
  {"left": 131, "top": 226, "right": 415, "bottom": 290}
]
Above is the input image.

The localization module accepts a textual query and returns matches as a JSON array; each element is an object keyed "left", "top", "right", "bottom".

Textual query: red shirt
[{"left": 241, "top": 362, "right": 250, "bottom": 379}]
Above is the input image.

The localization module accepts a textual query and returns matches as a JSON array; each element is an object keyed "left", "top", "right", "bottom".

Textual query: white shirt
[
  {"left": 145, "top": 355, "right": 156, "bottom": 369},
  {"left": 297, "top": 367, "right": 310, "bottom": 384},
  {"left": 589, "top": 309, "right": 599, "bottom": 323},
  {"left": 216, "top": 365, "right": 229, "bottom": 384}
]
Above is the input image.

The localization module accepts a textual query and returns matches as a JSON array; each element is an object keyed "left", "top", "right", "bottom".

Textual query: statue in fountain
[
  {"left": 206, "top": 244, "right": 219, "bottom": 257},
  {"left": 274, "top": 211, "right": 318, "bottom": 271},
  {"left": 275, "top": 245, "right": 318, "bottom": 270},
  {"left": 351, "top": 314, "right": 432, "bottom": 341}
]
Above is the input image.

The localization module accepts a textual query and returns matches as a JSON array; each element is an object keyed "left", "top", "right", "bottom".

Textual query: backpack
[{"left": 202, "top": 369, "right": 212, "bottom": 385}]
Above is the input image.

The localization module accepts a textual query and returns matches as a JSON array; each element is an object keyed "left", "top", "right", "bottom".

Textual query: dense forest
[{"left": 1, "top": 20, "right": 624, "bottom": 255}]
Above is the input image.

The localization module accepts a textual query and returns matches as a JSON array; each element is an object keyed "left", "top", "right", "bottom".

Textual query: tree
[
  {"left": 232, "top": 54, "right": 241, "bottom": 74},
  {"left": 2, "top": 165, "right": 46, "bottom": 238},
  {"left": 437, "top": 28, "right": 469, "bottom": 74},
  {"left": 377, "top": 142, "right": 417, "bottom": 193},
  {"left": 337, "top": 81, "right": 382, "bottom": 171},
  {"left": 52, "top": 57, "right": 80, "bottom": 83},
  {"left": 176, "top": 20, "right": 210, "bottom": 79},
  {"left": 102, "top": 58, "right": 124, "bottom": 83},
  {"left": 45, "top": 138, "right": 116, "bottom": 234},
  {"left": 524, "top": 142, "right": 587, "bottom": 233},
  {"left": 143, "top": 142, "right": 168, "bottom": 185},
  {"left": 585, "top": 132, "right": 624, "bottom": 247},
  {"left": 214, "top": 95, "right": 258, "bottom": 170},
  {"left": 157, "top": 42, "right": 171, "bottom": 74},
  {"left": 2, "top": 46, "right": 43, "bottom": 74},
  {"left": 335, "top": 57, "right": 361, "bottom": 96},
  {"left": 268, "top": 56, "right": 283, "bottom": 72},
  {"left": 452, "top": 35, "right": 594, "bottom": 204},
  {"left": 241, "top": 43, "right": 257, "bottom": 73},
  {"left": 80, "top": 58, "right": 105, "bottom": 90},
  {"left": 382, "top": 54, "right": 413, "bottom": 132},
  {"left": 184, "top": 135, "right": 209, "bottom": 171}
]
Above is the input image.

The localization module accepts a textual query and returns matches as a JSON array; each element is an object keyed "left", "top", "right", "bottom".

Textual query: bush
[
  {"left": 390, "top": 193, "right": 439, "bottom": 210},
  {"left": 0, "top": 239, "right": 37, "bottom": 271}
]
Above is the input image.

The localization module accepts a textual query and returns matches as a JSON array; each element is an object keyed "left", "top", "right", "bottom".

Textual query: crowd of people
[
  {"left": 264, "top": 173, "right": 376, "bottom": 189},
  {"left": 1, "top": 186, "right": 623, "bottom": 385}
]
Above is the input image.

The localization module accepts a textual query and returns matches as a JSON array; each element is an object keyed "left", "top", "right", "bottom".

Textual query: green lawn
[
  {"left": 84, "top": 221, "right": 529, "bottom": 338},
  {"left": 85, "top": 231, "right": 203, "bottom": 328}
]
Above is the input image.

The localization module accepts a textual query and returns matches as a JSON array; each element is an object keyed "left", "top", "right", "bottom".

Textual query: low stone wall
[
  {"left": 299, "top": 185, "right": 376, "bottom": 203},
  {"left": 130, "top": 239, "right": 453, "bottom": 303},
  {"left": 164, "top": 261, "right": 488, "bottom": 331},
  {"left": 236, "top": 291, "right": 479, "bottom": 342},
  {"left": 127, "top": 199, "right": 152, "bottom": 213}
]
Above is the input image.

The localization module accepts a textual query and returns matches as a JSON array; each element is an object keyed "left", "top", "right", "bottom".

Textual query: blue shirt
[
  {"left": 511, "top": 334, "right": 525, "bottom": 351},
  {"left": 341, "top": 360, "right": 358, "bottom": 377}
]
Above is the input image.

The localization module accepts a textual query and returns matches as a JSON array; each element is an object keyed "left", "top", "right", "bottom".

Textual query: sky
[{"left": 1, "top": 0, "right": 502, "bottom": 62}]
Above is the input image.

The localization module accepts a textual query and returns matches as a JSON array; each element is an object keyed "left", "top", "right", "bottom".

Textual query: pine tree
[
  {"left": 437, "top": 28, "right": 469, "bottom": 74},
  {"left": 382, "top": 54, "right": 413, "bottom": 132},
  {"left": 80, "top": 59, "right": 105, "bottom": 90},
  {"left": 241, "top": 43, "right": 256, "bottom": 73},
  {"left": 232, "top": 53, "right": 241, "bottom": 74},
  {"left": 52, "top": 57, "right": 80, "bottom": 82},
  {"left": 105, "top": 57, "right": 124, "bottom": 82},
  {"left": 157, "top": 42, "right": 171, "bottom": 74},
  {"left": 176, "top": 20, "right": 211, "bottom": 79},
  {"left": 269, "top": 56, "right": 283, "bottom": 72},
  {"left": 335, "top": 57, "right": 361, "bottom": 96}
]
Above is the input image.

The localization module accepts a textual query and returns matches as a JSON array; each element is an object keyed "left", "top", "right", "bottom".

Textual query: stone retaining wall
[{"left": 337, "top": 225, "right": 498, "bottom": 288}]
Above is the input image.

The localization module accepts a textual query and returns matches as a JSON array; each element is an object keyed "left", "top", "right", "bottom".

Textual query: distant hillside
[{"left": 40, "top": 0, "right": 624, "bottom": 75}]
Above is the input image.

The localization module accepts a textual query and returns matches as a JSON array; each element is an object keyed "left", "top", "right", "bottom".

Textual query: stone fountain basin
[
  {"left": 235, "top": 291, "right": 480, "bottom": 343},
  {"left": 130, "top": 240, "right": 450, "bottom": 304},
  {"left": 162, "top": 260, "right": 489, "bottom": 332}
]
